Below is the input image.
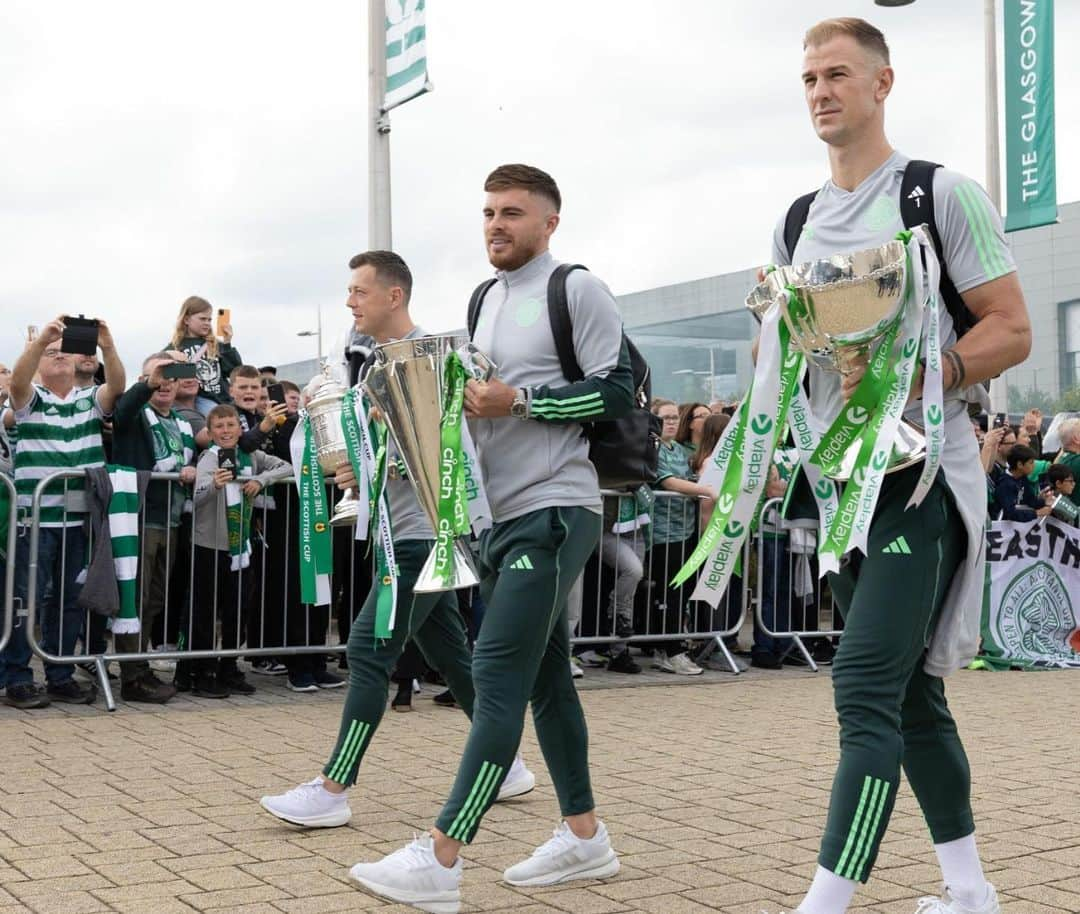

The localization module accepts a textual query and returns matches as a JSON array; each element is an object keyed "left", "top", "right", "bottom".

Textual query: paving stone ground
[{"left": 0, "top": 661, "right": 1076, "bottom": 914}]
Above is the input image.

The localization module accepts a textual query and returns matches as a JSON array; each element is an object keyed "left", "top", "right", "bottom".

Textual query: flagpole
[{"left": 368, "top": 0, "right": 392, "bottom": 249}]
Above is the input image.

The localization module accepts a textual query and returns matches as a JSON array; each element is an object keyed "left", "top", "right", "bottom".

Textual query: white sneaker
[
  {"left": 915, "top": 885, "right": 1001, "bottom": 914},
  {"left": 349, "top": 833, "right": 462, "bottom": 914},
  {"left": 496, "top": 756, "right": 536, "bottom": 801},
  {"left": 569, "top": 657, "right": 584, "bottom": 679},
  {"left": 653, "top": 651, "right": 703, "bottom": 676},
  {"left": 577, "top": 649, "right": 608, "bottom": 667},
  {"left": 259, "top": 777, "right": 352, "bottom": 827},
  {"left": 502, "top": 820, "right": 620, "bottom": 887}
]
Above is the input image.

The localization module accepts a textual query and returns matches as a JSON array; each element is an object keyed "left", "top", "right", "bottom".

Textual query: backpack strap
[
  {"left": 547, "top": 263, "right": 589, "bottom": 384},
  {"left": 900, "top": 159, "right": 976, "bottom": 337},
  {"left": 783, "top": 191, "right": 818, "bottom": 262},
  {"left": 466, "top": 278, "right": 498, "bottom": 339}
]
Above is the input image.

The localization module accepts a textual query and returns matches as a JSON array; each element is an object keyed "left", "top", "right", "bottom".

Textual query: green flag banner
[
  {"left": 1004, "top": 0, "right": 1057, "bottom": 232},
  {"left": 384, "top": 0, "right": 432, "bottom": 111}
]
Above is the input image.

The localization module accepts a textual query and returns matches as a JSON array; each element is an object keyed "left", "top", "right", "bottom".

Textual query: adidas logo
[
  {"left": 882, "top": 536, "right": 912, "bottom": 555},
  {"left": 907, "top": 186, "right": 926, "bottom": 208},
  {"left": 509, "top": 555, "right": 534, "bottom": 571}
]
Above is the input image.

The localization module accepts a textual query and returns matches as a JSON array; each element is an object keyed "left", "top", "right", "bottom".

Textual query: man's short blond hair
[{"left": 804, "top": 17, "right": 890, "bottom": 66}]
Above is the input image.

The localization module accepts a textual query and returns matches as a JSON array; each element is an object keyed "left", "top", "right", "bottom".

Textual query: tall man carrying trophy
[
  {"left": 696, "top": 18, "right": 1030, "bottom": 914},
  {"left": 259, "top": 250, "right": 535, "bottom": 830},
  {"left": 348, "top": 165, "right": 636, "bottom": 912}
]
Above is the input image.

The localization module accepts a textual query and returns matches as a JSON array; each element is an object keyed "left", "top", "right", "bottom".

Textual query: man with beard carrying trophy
[
  {"left": 675, "top": 18, "right": 1032, "bottom": 914},
  {"left": 259, "top": 250, "right": 535, "bottom": 832}
]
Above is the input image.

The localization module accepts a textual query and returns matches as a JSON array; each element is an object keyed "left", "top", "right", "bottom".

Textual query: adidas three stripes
[{"left": 818, "top": 464, "right": 974, "bottom": 882}]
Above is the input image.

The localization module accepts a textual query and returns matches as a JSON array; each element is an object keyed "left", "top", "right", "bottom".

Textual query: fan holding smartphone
[{"left": 167, "top": 296, "right": 244, "bottom": 414}]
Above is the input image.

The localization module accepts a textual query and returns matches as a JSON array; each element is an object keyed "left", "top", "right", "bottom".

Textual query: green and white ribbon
[
  {"left": 782, "top": 386, "right": 841, "bottom": 575},
  {"left": 819, "top": 231, "right": 925, "bottom": 562},
  {"left": 290, "top": 417, "right": 333, "bottom": 605},
  {"left": 431, "top": 352, "right": 471, "bottom": 589},
  {"left": 674, "top": 301, "right": 804, "bottom": 606},
  {"left": 907, "top": 226, "right": 946, "bottom": 509},
  {"left": 354, "top": 393, "right": 399, "bottom": 641}
]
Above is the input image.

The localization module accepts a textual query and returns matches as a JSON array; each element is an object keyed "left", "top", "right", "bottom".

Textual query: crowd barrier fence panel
[
  {"left": 571, "top": 490, "right": 753, "bottom": 674},
  {"left": 23, "top": 470, "right": 362, "bottom": 711},
  {"left": 754, "top": 497, "right": 840, "bottom": 672}
]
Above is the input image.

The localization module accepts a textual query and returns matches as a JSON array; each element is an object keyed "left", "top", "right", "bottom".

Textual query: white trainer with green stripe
[
  {"left": 502, "top": 820, "right": 619, "bottom": 887},
  {"left": 259, "top": 777, "right": 351, "bottom": 828},
  {"left": 349, "top": 833, "right": 462, "bottom": 914},
  {"left": 914, "top": 885, "right": 1001, "bottom": 914}
]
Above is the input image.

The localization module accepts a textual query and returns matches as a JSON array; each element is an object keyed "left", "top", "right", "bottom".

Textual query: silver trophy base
[
  {"left": 329, "top": 489, "right": 361, "bottom": 528},
  {"left": 413, "top": 538, "right": 481, "bottom": 593},
  {"left": 831, "top": 421, "right": 926, "bottom": 482}
]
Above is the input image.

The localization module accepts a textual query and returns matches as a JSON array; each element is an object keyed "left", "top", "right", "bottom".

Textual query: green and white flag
[
  {"left": 1004, "top": 0, "right": 1057, "bottom": 232},
  {"left": 981, "top": 517, "right": 1080, "bottom": 669},
  {"left": 384, "top": 0, "right": 432, "bottom": 111}
]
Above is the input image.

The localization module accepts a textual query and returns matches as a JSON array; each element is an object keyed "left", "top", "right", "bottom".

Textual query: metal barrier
[
  {"left": 22, "top": 469, "right": 364, "bottom": 711},
  {"left": 571, "top": 490, "right": 753, "bottom": 674},
  {"left": 753, "top": 497, "right": 840, "bottom": 672},
  {"left": 0, "top": 474, "right": 17, "bottom": 655}
]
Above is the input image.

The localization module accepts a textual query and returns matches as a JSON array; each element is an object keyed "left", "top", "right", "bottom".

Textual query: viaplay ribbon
[
  {"left": 907, "top": 227, "right": 945, "bottom": 509},
  {"left": 292, "top": 418, "right": 333, "bottom": 605},
  {"left": 431, "top": 352, "right": 470, "bottom": 589},
  {"left": 673, "top": 301, "right": 805, "bottom": 606},
  {"left": 354, "top": 394, "right": 398, "bottom": 642}
]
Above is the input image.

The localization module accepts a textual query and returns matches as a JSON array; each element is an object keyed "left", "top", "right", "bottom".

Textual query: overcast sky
[{"left": 2, "top": 1, "right": 1077, "bottom": 379}]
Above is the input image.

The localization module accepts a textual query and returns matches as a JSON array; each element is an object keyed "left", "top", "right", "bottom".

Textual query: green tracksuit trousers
[
  {"left": 819, "top": 465, "right": 973, "bottom": 883},
  {"left": 434, "top": 506, "right": 599, "bottom": 844},
  {"left": 322, "top": 539, "right": 475, "bottom": 786}
]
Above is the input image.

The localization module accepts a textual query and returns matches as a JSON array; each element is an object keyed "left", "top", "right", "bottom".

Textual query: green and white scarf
[
  {"left": 209, "top": 445, "right": 253, "bottom": 570},
  {"left": 107, "top": 465, "right": 142, "bottom": 634}
]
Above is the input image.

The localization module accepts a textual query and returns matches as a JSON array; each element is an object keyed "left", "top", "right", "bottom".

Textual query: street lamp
[{"left": 296, "top": 305, "right": 324, "bottom": 365}]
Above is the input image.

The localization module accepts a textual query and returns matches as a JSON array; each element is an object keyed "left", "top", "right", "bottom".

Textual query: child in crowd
[
  {"left": 180, "top": 405, "right": 291, "bottom": 698},
  {"left": 1045, "top": 464, "right": 1078, "bottom": 525},
  {"left": 168, "top": 296, "right": 243, "bottom": 412},
  {"left": 994, "top": 445, "right": 1053, "bottom": 522}
]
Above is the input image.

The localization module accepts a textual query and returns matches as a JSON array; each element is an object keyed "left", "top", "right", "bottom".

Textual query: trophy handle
[{"left": 458, "top": 343, "right": 497, "bottom": 381}]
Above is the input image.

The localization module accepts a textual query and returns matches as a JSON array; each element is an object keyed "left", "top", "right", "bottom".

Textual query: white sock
[
  {"left": 798, "top": 865, "right": 858, "bottom": 914},
  {"left": 934, "top": 834, "right": 990, "bottom": 908}
]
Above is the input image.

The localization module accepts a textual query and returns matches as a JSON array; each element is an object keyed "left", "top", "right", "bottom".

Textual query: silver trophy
[
  {"left": 306, "top": 368, "right": 362, "bottom": 527},
  {"left": 746, "top": 236, "right": 926, "bottom": 481},
  {"left": 363, "top": 334, "right": 495, "bottom": 593}
]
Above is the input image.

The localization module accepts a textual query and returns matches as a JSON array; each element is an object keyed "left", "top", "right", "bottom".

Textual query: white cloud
[{"left": 2, "top": 0, "right": 1077, "bottom": 379}]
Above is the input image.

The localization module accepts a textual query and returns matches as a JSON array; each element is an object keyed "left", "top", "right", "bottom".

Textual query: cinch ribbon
[{"left": 431, "top": 352, "right": 470, "bottom": 589}]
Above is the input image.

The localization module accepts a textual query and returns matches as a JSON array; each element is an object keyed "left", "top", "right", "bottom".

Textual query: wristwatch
[{"left": 510, "top": 388, "right": 529, "bottom": 420}]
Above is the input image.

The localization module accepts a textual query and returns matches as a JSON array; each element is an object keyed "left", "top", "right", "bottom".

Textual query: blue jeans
[
  {"left": 1, "top": 525, "right": 87, "bottom": 687},
  {"left": 754, "top": 534, "right": 794, "bottom": 659}
]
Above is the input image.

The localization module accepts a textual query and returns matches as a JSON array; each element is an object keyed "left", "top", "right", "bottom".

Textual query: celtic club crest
[{"left": 992, "top": 561, "right": 1080, "bottom": 666}]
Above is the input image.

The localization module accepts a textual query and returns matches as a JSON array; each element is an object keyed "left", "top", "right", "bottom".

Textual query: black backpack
[
  {"left": 784, "top": 159, "right": 976, "bottom": 338},
  {"left": 467, "top": 263, "right": 661, "bottom": 491}
]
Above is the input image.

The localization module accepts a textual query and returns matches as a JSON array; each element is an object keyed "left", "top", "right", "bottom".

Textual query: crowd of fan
[
  {"left": 4, "top": 296, "right": 1075, "bottom": 711},
  {"left": 975, "top": 408, "right": 1080, "bottom": 525}
]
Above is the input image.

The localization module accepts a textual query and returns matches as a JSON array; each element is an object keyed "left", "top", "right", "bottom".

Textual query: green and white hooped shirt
[{"left": 14, "top": 385, "right": 106, "bottom": 527}]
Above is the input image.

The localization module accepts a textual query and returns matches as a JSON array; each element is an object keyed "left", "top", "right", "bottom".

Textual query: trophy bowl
[
  {"left": 306, "top": 373, "right": 362, "bottom": 527},
  {"left": 745, "top": 237, "right": 925, "bottom": 480},
  {"left": 363, "top": 334, "right": 494, "bottom": 593}
]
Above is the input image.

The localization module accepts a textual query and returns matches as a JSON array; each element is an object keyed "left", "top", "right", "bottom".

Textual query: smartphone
[
  {"left": 267, "top": 382, "right": 285, "bottom": 404},
  {"left": 216, "top": 308, "right": 231, "bottom": 337},
  {"left": 27, "top": 325, "right": 38, "bottom": 343},
  {"left": 60, "top": 315, "right": 100, "bottom": 355},
  {"left": 162, "top": 361, "right": 198, "bottom": 380},
  {"left": 217, "top": 447, "right": 238, "bottom": 480},
  {"left": 993, "top": 412, "right": 1007, "bottom": 429}
]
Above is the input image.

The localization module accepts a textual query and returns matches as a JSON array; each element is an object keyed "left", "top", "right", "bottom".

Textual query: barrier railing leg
[
  {"left": 790, "top": 635, "right": 819, "bottom": 673},
  {"left": 704, "top": 634, "right": 742, "bottom": 675},
  {"left": 95, "top": 656, "right": 116, "bottom": 712}
]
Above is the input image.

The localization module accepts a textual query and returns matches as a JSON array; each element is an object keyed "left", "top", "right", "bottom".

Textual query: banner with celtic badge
[{"left": 980, "top": 518, "right": 1080, "bottom": 669}]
